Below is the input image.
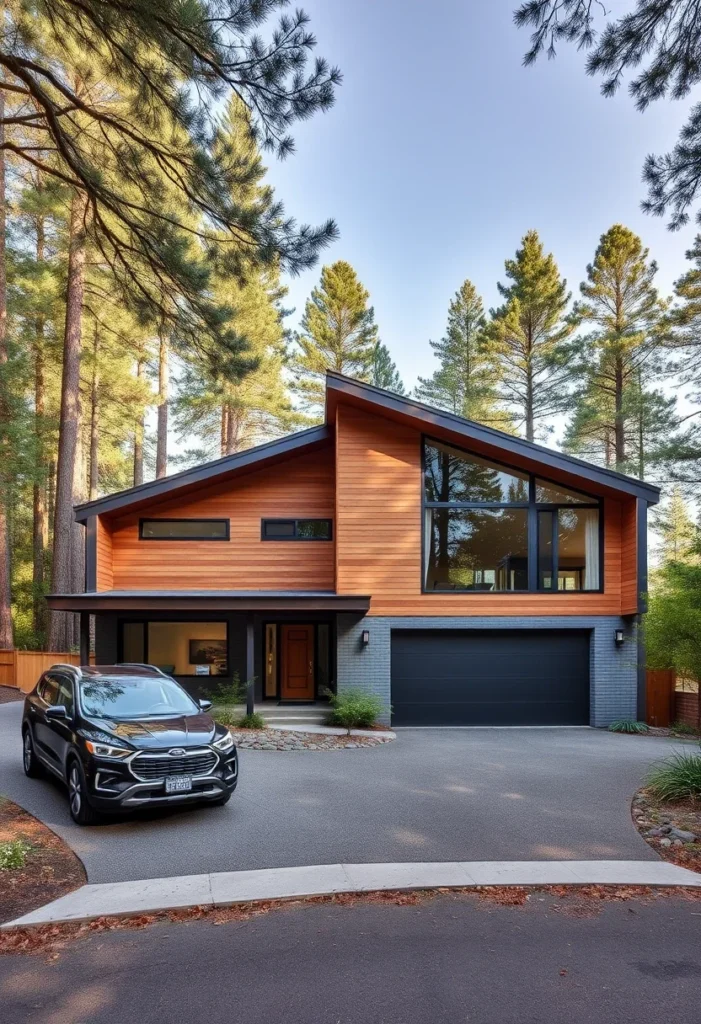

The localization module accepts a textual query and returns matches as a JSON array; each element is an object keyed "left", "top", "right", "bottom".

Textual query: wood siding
[
  {"left": 335, "top": 403, "right": 629, "bottom": 616},
  {"left": 108, "top": 446, "right": 335, "bottom": 591},
  {"left": 96, "top": 516, "right": 114, "bottom": 591},
  {"left": 620, "top": 498, "right": 638, "bottom": 615}
]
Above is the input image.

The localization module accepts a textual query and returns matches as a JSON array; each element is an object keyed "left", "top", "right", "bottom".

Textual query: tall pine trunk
[
  {"left": 156, "top": 333, "right": 168, "bottom": 478},
  {"left": 525, "top": 332, "right": 534, "bottom": 443},
  {"left": 89, "top": 330, "right": 99, "bottom": 500},
  {"left": 220, "top": 404, "right": 229, "bottom": 457},
  {"left": 133, "top": 356, "right": 145, "bottom": 485},
  {"left": 48, "top": 191, "right": 87, "bottom": 651},
  {"left": 0, "top": 83, "right": 13, "bottom": 650},
  {"left": 614, "top": 354, "right": 625, "bottom": 471},
  {"left": 32, "top": 213, "right": 47, "bottom": 643}
]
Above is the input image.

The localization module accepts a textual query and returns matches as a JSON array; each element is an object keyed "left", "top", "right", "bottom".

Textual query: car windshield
[{"left": 79, "top": 675, "right": 199, "bottom": 719}]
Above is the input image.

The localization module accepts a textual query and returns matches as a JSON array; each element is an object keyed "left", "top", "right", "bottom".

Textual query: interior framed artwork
[{"left": 189, "top": 638, "right": 227, "bottom": 666}]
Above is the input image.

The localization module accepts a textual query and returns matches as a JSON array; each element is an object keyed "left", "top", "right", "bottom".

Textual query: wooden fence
[
  {"left": 646, "top": 669, "right": 700, "bottom": 729},
  {"left": 0, "top": 650, "right": 82, "bottom": 693}
]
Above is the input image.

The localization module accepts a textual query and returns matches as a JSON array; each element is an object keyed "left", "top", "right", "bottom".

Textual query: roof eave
[{"left": 325, "top": 372, "right": 661, "bottom": 505}]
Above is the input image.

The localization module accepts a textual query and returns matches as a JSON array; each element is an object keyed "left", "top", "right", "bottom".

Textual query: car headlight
[
  {"left": 213, "top": 731, "right": 234, "bottom": 752},
  {"left": 85, "top": 740, "right": 131, "bottom": 759}
]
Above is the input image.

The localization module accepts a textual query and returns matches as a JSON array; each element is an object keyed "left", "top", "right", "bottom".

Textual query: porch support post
[
  {"left": 79, "top": 611, "right": 90, "bottom": 666},
  {"left": 245, "top": 612, "right": 254, "bottom": 716}
]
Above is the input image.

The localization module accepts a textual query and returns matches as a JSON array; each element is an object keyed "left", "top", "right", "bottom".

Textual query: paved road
[
  {"left": 0, "top": 703, "right": 688, "bottom": 883},
  {"left": 2, "top": 893, "right": 701, "bottom": 1023}
]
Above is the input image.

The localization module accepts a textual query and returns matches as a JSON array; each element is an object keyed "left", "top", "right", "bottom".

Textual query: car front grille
[{"left": 130, "top": 750, "right": 218, "bottom": 781}]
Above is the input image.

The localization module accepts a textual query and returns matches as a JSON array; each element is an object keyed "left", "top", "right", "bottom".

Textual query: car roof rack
[{"left": 116, "top": 663, "right": 170, "bottom": 677}]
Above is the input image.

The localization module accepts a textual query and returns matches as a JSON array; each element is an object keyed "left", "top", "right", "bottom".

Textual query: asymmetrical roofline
[
  {"left": 74, "top": 425, "right": 331, "bottom": 522},
  {"left": 324, "top": 372, "right": 661, "bottom": 505}
]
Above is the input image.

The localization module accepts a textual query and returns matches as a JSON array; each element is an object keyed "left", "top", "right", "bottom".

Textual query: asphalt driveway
[{"left": 0, "top": 702, "right": 689, "bottom": 883}]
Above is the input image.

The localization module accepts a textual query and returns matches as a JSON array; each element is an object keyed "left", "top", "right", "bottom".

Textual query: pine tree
[
  {"left": 371, "top": 342, "right": 405, "bottom": 395},
  {"left": 568, "top": 225, "right": 666, "bottom": 474},
  {"left": 670, "top": 234, "right": 701, "bottom": 404},
  {"left": 488, "top": 232, "right": 574, "bottom": 441},
  {"left": 292, "top": 261, "right": 378, "bottom": 416},
  {"left": 655, "top": 485, "right": 698, "bottom": 563},
  {"left": 514, "top": 1, "right": 701, "bottom": 230},
  {"left": 416, "top": 279, "right": 511, "bottom": 429}
]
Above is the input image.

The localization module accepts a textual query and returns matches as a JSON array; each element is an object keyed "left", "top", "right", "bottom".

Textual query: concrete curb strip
[{"left": 4, "top": 860, "right": 701, "bottom": 929}]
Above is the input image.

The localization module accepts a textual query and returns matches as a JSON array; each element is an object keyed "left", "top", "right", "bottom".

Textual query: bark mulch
[
  {"left": 0, "top": 686, "right": 23, "bottom": 704},
  {"left": 0, "top": 797, "right": 86, "bottom": 926},
  {"left": 633, "top": 788, "right": 701, "bottom": 873}
]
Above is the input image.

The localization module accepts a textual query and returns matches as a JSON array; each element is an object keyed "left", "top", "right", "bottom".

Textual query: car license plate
[{"left": 165, "top": 776, "right": 192, "bottom": 793}]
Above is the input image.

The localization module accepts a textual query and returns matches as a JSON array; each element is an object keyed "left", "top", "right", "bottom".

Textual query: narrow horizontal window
[
  {"left": 261, "top": 518, "right": 333, "bottom": 541},
  {"left": 139, "top": 519, "right": 229, "bottom": 541}
]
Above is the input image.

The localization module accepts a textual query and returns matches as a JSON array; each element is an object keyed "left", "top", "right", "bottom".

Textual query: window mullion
[
  {"left": 527, "top": 476, "right": 537, "bottom": 592},
  {"left": 552, "top": 509, "right": 559, "bottom": 592}
]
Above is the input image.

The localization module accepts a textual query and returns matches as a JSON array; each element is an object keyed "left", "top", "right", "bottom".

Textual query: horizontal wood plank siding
[
  {"left": 109, "top": 446, "right": 335, "bottom": 591},
  {"left": 96, "top": 516, "right": 114, "bottom": 591},
  {"left": 620, "top": 497, "right": 638, "bottom": 615},
  {"left": 336, "top": 404, "right": 625, "bottom": 616}
]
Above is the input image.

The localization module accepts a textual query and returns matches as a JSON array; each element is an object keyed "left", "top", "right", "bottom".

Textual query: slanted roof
[
  {"left": 74, "top": 425, "right": 331, "bottom": 522},
  {"left": 324, "top": 372, "right": 661, "bottom": 505}
]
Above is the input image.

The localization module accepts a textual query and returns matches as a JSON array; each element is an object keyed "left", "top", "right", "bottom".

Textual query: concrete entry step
[{"left": 255, "top": 703, "right": 329, "bottom": 727}]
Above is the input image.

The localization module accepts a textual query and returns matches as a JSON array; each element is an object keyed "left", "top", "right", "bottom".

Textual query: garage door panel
[{"left": 391, "top": 630, "right": 590, "bottom": 726}]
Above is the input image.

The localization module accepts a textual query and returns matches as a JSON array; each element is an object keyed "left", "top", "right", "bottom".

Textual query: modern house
[{"left": 46, "top": 372, "right": 660, "bottom": 727}]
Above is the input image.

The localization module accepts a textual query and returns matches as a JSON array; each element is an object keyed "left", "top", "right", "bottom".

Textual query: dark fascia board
[
  {"left": 45, "top": 590, "right": 371, "bottom": 614},
  {"left": 325, "top": 372, "right": 661, "bottom": 505},
  {"left": 74, "top": 425, "right": 331, "bottom": 523}
]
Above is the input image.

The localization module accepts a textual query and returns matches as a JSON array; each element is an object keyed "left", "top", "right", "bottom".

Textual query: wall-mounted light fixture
[
  {"left": 361, "top": 629, "right": 370, "bottom": 647},
  {"left": 614, "top": 629, "right": 625, "bottom": 647}
]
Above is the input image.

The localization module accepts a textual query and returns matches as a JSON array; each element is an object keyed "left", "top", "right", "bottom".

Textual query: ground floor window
[{"left": 121, "top": 620, "right": 228, "bottom": 677}]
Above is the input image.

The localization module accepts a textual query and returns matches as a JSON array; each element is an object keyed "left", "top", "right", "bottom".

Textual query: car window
[
  {"left": 56, "top": 676, "right": 74, "bottom": 717},
  {"left": 39, "top": 675, "right": 60, "bottom": 706}
]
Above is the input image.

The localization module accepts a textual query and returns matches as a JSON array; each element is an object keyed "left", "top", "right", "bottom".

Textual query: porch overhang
[{"left": 45, "top": 590, "right": 372, "bottom": 614}]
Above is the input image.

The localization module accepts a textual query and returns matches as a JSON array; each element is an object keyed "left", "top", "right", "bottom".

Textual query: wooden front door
[{"left": 281, "top": 625, "right": 315, "bottom": 700}]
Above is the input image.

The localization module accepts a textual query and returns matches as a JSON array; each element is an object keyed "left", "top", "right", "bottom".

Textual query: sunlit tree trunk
[
  {"left": 156, "top": 333, "right": 169, "bottom": 478},
  {"left": 0, "top": 82, "right": 13, "bottom": 649}
]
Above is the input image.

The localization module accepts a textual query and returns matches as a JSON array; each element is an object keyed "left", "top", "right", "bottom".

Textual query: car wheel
[
  {"left": 22, "top": 728, "right": 43, "bottom": 779},
  {"left": 67, "top": 758, "right": 100, "bottom": 826}
]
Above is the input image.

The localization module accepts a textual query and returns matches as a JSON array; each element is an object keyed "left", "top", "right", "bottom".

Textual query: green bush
[
  {"left": 214, "top": 707, "right": 240, "bottom": 728},
  {"left": 206, "top": 674, "right": 247, "bottom": 708},
  {"left": 325, "top": 688, "right": 385, "bottom": 734},
  {"left": 236, "top": 712, "right": 266, "bottom": 730},
  {"left": 647, "top": 752, "right": 701, "bottom": 802},
  {"left": 608, "top": 719, "right": 650, "bottom": 734},
  {"left": 672, "top": 720, "right": 700, "bottom": 736},
  {"left": 0, "top": 839, "right": 32, "bottom": 870}
]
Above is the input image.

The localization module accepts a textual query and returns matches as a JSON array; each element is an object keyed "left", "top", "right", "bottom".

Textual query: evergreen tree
[
  {"left": 416, "top": 279, "right": 511, "bottom": 429},
  {"left": 567, "top": 225, "right": 667, "bottom": 474},
  {"left": 371, "top": 342, "right": 405, "bottom": 395},
  {"left": 514, "top": 1, "right": 701, "bottom": 229},
  {"left": 655, "top": 485, "right": 698, "bottom": 563},
  {"left": 670, "top": 234, "right": 701, "bottom": 405},
  {"left": 488, "top": 231, "right": 574, "bottom": 441},
  {"left": 292, "top": 261, "right": 378, "bottom": 416}
]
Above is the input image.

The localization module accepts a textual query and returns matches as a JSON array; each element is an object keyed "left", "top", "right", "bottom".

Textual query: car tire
[
  {"left": 22, "top": 727, "right": 43, "bottom": 779},
  {"left": 67, "top": 757, "right": 101, "bottom": 826}
]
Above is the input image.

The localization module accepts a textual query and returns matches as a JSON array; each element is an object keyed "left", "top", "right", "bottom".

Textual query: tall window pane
[
  {"left": 557, "top": 509, "right": 600, "bottom": 591},
  {"left": 535, "top": 480, "right": 592, "bottom": 504},
  {"left": 425, "top": 508, "right": 528, "bottom": 591},
  {"left": 538, "top": 511, "right": 553, "bottom": 589},
  {"left": 424, "top": 441, "right": 529, "bottom": 503}
]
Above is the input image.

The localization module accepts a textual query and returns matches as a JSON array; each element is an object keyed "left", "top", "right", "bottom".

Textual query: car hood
[{"left": 83, "top": 712, "right": 217, "bottom": 750}]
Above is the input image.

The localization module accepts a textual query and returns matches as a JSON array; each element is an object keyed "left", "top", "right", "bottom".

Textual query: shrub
[
  {"left": 672, "top": 720, "right": 700, "bottom": 736},
  {"left": 608, "top": 720, "right": 650, "bottom": 734},
  {"left": 0, "top": 839, "right": 32, "bottom": 870},
  {"left": 647, "top": 752, "right": 701, "bottom": 802},
  {"left": 236, "top": 712, "right": 266, "bottom": 730},
  {"left": 325, "top": 688, "right": 385, "bottom": 734},
  {"left": 206, "top": 674, "right": 247, "bottom": 708},
  {"left": 214, "top": 707, "right": 240, "bottom": 728}
]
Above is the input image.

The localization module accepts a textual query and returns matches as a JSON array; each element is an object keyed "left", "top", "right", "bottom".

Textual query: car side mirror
[
  {"left": 46, "top": 705, "right": 68, "bottom": 721},
  {"left": 199, "top": 699, "right": 213, "bottom": 712}
]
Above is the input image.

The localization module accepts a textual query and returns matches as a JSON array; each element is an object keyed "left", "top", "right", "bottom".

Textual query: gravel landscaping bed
[
  {"left": 633, "top": 789, "right": 701, "bottom": 873},
  {"left": 0, "top": 686, "right": 22, "bottom": 704},
  {"left": 231, "top": 729, "right": 395, "bottom": 751}
]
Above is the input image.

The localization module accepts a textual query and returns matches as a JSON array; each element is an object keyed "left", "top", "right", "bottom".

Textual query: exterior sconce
[
  {"left": 361, "top": 630, "right": 370, "bottom": 647},
  {"left": 614, "top": 629, "right": 625, "bottom": 647}
]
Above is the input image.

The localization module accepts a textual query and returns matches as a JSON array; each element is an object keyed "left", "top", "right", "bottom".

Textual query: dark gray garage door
[{"left": 391, "top": 630, "right": 590, "bottom": 726}]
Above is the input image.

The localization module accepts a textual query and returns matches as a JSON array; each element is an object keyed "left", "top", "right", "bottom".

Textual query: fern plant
[{"left": 608, "top": 720, "right": 650, "bottom": 734}]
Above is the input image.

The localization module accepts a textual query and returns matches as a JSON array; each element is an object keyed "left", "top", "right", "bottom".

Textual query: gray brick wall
[{"left": 337, "top": 615, "right": 638, "bottom": 728}]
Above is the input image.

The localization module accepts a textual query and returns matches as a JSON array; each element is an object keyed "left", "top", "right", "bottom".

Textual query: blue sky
[{"left": 263, "top": 0, "right": 698, "bottom": 393}]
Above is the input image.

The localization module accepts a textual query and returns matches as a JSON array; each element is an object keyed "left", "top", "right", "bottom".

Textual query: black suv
[{"left": 21, "top": 664, "right": 238, "bottom": 825}]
